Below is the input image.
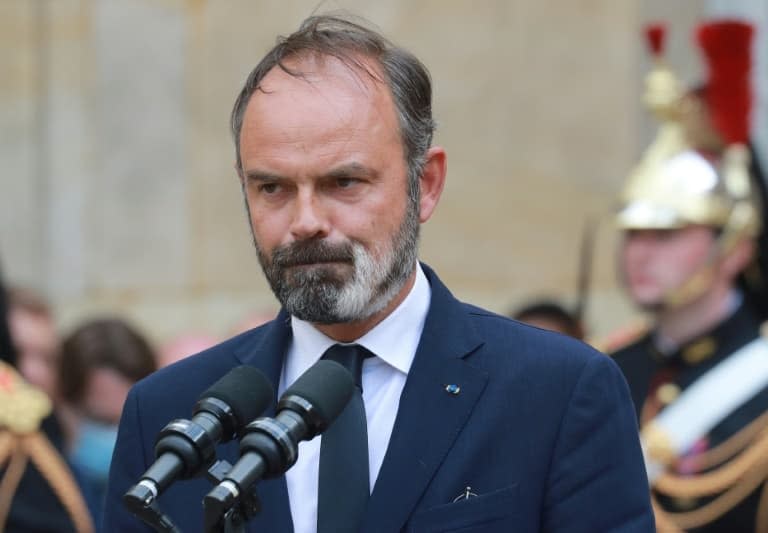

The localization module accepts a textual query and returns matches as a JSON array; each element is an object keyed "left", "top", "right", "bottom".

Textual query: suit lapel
[
  {"left": 233, "top": 310, "right": 293, "bottom": 414},
  {"left": 361, "top": 266, "right": 489, "bottom": 532},
  {"left": 232, "top": 312, "right": 296, "bottom": 533}
]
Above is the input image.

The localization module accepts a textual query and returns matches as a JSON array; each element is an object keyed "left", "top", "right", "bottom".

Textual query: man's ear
[{"left": 418, "top": 146, "right": 447, "bottom": 223}]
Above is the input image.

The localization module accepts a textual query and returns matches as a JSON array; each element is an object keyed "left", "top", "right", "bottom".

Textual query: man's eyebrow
[
  {"left": 324, "top": 162, "right": 378, "bottom": 180},
  {"left": 243, "top": 163, "right": 379, "bottom": 182},
  {"left": 243, "top": 169, "right": 284, "bottom": 182}
]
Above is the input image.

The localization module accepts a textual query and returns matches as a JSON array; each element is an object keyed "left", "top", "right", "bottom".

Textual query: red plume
[
  {"left": 696, "top": 20, "right": 754, "bottom": 144},
  {"left": 644, "top": 23, "right": 666, "bottom": 57}
]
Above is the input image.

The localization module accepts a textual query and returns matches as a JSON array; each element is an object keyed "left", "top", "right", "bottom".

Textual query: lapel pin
[{"left": 445, "top": 384, "right": 461, "bottom": 395}]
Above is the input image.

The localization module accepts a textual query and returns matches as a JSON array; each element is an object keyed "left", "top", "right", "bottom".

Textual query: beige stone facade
[{"left": 0, "top": 0, "right": 764, "bottom": 346}]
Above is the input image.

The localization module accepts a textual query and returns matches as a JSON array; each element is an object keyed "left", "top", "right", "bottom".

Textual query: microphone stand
[
  {"left": 204, "top": 460, "right": 262, "bottom": 533},
  {"left": 123, "top": 483, "right": 182, "bottom": 533},
  {"left": 122, "top": 458, "right": 262, "bottom": 533}
]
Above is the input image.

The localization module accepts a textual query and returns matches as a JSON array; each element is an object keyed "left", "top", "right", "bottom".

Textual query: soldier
[
  {"left": 0, "top": 264, "right": 94, "bottom": 532},
  {"left": 611, "top": 20, "right": 768, "bottom": 531}
]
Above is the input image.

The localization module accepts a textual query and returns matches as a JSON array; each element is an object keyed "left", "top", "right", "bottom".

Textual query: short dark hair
[
  {"left": 511, "top": 300, "right": 585, "bottom": 340},
  {"left": 59, "top": 317, "right": 157, "bottom": 404},
  {"left": 230, "top": 14, "right": 435, "bottom": 205}
]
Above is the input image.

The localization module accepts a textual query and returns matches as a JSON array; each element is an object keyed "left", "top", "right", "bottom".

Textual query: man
[
  {"left": 104, "top": 15, "right": 652, "bottom": 532},
  {"left": 7, "top": 286, "right": 60, "bottom": 400},
  {"left": 0, "top": 266, "right": 94, "bottom": 532},
  {"left": 59, "top": 317, "right": 158, "bottom": 525},
  {"left": 611, "top": 20, "right": 768, "bottom": 531}
]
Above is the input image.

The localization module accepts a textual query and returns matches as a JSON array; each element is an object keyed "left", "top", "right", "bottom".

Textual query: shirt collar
[{"left": 289, "top": 264, "right": 431, "bottom": 375}]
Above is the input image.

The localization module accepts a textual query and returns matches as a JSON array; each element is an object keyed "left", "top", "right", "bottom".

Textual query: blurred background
[{"left": 1, "top": 0, "right": 766, "bottom": 347}]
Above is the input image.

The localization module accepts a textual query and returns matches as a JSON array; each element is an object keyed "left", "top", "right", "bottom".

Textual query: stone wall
[{"left": 0, "top": 0, "right": 763, "bottom": 346}]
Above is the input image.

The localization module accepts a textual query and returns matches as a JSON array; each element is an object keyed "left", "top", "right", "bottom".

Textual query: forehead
[
  {"left": 240, "top": 54, "right": 400, "bottom": 146},
  {"left": 9, "top": 309, "right": 55, "bottom": 338},
  {"left": 263, "top": 52, "right": 387, "bottom": 90},
  {"left": 625, "top": 226, "right": 716, "bottom": 244}
]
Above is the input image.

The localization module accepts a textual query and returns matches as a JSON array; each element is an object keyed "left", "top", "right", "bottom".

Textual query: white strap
[{"left": 643, "top": 336, "right": 768, "bottom": 483}]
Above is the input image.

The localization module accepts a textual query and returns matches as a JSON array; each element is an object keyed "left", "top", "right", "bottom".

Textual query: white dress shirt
[{"left": 281, "top": 264, "right": 431, "bottom": 533}]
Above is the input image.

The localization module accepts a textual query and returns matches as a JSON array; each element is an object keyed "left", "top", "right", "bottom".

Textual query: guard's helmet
[
  {"left": 616, "top": 20, "right": 762, "bottom": 307},
  {"left": 617, "top": 146, "right": 761, "bottom": 246}
]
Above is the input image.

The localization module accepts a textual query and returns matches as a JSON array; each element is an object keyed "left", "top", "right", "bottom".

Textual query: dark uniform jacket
[{"left": 613, "top": 302, "right": 768, "bottom": 532}]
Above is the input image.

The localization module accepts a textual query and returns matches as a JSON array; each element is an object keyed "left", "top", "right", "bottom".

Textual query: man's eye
[
  {"left": 259, "top": 182, "right": 280, "bottom": 194},
  {"left": 336, "top": 177, "right": 357, "bottom": 188}
]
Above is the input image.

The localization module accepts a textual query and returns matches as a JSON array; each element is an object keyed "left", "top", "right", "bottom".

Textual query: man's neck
[{"left": 655, "top": 285, "right": 739, "bottom": 349}]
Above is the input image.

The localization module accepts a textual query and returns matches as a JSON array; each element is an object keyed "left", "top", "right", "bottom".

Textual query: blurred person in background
[
  {"left": 158, "top": 331, "right": 219, "bottom": 368},
  {"left": 510, "top": 299, "right": 586, "bottom": 340},
  {"left": 0, "top": 264, "right": 94, "bottom": 532},
  {"left": 7, "top": 286, "right": 60, "bottom": 400},
  {"left": 157, "top": 309, "right": 277, "bottom": 368},
  {"left": 58, "top": 317, "right": 157, "bottom": 524},
  {"left": 609, "top": 20, "right": 768, "bottom": 531},
  {"left": 228, "top": 307, "right": 278, "bottom": 336}
]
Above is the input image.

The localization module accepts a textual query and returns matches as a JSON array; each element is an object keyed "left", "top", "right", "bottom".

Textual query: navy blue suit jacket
[{"left": 103, "top": 266, "right": 653, "bottom": 532}]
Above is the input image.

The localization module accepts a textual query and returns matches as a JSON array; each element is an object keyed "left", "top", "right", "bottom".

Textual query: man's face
[
  {"left": 620, "top": 226, "right": 717, "bottom": 310},
  {"left": 238, "top": 55, "right": 418, "bottom": 324},
  {"left": 81, "top": 367, "right": 133, "bottom": 425},
  {"left": 9, "top": 309, "right": 59, "bottom": 399}
]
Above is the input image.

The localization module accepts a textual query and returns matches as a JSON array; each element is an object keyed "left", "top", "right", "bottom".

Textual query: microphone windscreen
[
  {"left": 284, "top": 359, "right": 354, "bottom": 425},
  {"left": 201, "top": 366, "right": 274, "bottom": 426}
]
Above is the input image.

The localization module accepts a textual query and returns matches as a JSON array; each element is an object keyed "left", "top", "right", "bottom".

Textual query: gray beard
[{"left": 254, "top": 202, "right": 420, "bottom": 324}]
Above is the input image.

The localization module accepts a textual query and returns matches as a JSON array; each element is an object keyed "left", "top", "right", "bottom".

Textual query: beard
[{"left": 253, "top": 202, "right": 420, "bottom": 324}]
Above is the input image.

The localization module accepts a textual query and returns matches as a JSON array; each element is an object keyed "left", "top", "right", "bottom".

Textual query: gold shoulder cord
[
  {"left": 22, "top": 431, "right": 95, "bottom": 533},
  {"left": 0, "top": 430, "right": 96, "bottom": 533},
  {"left": 755, "top": 481, "right": 768, "bottom": 533},
  {"left": 0, "top": 361, "right": 94, "bottom": 533},
  {"left": 649, "top": 407, "right": 768, "bottom": 530},
  {"left": 678, "top": 411, "right": 768, "bottom": 471}
]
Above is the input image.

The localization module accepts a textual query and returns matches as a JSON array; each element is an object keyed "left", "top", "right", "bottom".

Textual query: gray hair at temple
[{"left": 230, "top": 14, "right": 436, "bottom": 206}]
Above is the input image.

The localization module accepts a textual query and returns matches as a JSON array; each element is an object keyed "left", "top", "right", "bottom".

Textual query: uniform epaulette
[
  {"left": 0, "top": 360, "right": 52, "bottom": 433},
  {"left": 589, "top": 318, "right": 651, "bottom": 354},
  {"left": 0, "top": 361, "right": 95, "bottom": 532}
]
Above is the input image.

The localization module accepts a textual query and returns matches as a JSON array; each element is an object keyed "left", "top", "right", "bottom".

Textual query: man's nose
[
  {"left": 290, "top": 191, "right": 330, "bottom": 240},
  {"left": 625, "top": 237, "right": 659, "bottom": 263}
]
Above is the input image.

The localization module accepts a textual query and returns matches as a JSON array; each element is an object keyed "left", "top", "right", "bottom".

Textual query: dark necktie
[{"left": 317, "top": 343, "right": 372, "bottom": 533}]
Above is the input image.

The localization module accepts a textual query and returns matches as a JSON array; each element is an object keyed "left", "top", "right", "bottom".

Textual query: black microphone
[
  {"left": 124, "top": 366, "right": 274, "bottom": 512},
  {"left": 203, "top": 360, "right": 354, "bottom": 520}
]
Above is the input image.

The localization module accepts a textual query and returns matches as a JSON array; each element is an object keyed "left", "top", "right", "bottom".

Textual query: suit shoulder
[{"left": 462, "top": 302, "right": 606, "bottom": 369}]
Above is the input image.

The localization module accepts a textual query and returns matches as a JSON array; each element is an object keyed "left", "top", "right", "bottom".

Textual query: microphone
[
  {"left": 203, "top": 359, "right": 354, "bottom": 520},
  {"left": 123, "top": 366, "right": 274, "bottom": 511}
]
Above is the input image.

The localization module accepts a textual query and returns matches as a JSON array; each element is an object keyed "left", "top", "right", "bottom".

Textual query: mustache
[{"left": 272, "top": 239, "right": 355, "bottom": 268}]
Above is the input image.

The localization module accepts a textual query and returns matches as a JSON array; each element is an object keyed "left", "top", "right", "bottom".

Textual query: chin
[
  {"left": 637, "top": 301, "right": 664, "bottom": 313},
  {"left": 628, "top": 288, "right": 663, "bottom": 309}
]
